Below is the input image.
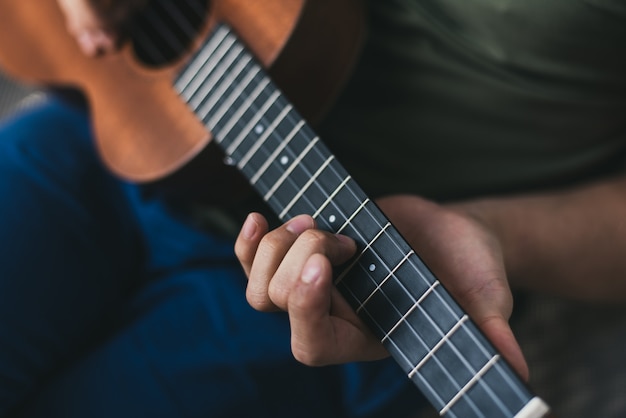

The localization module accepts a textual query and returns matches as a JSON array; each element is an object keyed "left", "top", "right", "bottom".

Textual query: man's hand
[
  {"left": 57, "top": 0, "right": 146, "bottom": 56},
  {"left": 235, "top": 213, "right": 389, "bottom": 365},
  {"left": 235, "top": 195, "right": 529, "bottom": 381},
  {"left": 378, "top": 195, "right": 528, "bottom": 380}
]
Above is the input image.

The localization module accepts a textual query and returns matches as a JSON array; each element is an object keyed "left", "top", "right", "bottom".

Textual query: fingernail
[
  {"left": 286, "top": 216, "right": 313, "bottom": 235},
  {"left": 241, "top": 214, "right": 257, "bottom": 239},
  {"left": 301, "top": 262, "right": 321, "bottom": 284},
  {"left": 335, "top": 234, "right": 354, "bottom": 246}
]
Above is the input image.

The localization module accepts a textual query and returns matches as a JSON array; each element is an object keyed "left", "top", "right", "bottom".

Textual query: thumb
[{"left": 478, "top": 315, "right": 529, "bottom": 381}]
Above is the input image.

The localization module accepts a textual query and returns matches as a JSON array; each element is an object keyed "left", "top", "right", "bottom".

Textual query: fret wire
[
  {"left": 440, "top": 355, "right": 502, "bottom": 416},
  {"left": 202, "top": 79, "right": 323, "bottom": 218},
  {"left": 460, "top": 316, "right": 529, "bottom": 403},
  {"left": 220, "top": 87, "right": 278, "bottom": 152},
  {"left": 203, "top": 53, "right": 253, "bottom": 118},
  {"left": 417, "top": 256, "right": 529, "bottom": 403},
  {"left": 175, "top": 26, "right": 231, "bottom": 98},
  {"left": 311, "top": 176, "right": 351, "bottom": 220},
  {"left": 325, "top": 204, "right": 515, "bottom": 415},
  {"left": 355, "top": 250, "right": 414, "bottom": 314},
  {"left": 185, "top": 39, "right": 247, "bottom": 111},
  {"left": 398, "top": 279, "right": 520, "bottom": 414},
  {"left": 279, "top": 156, "right": 354, "bottom": 226},
  {"left": 408, "top": 315, "right": 469, "bottom": 379},
  {"left": 248, "top": 111, "right": 521, "bottom": 413},
  {"left": 184, "top": 39, "right": 243, "bottom": 109},
  {"left": 336, "top": 223, "right": 496, "bottom": 413},
  {"left": 313, "top": 162, "right": 527, "bottom": 408},
  {"left": 381, "top": 256, "right": 510, "bottom": 411},
  {"left": 315, "top": 173, "right": 493, "bottom": 370},
  {"left": 236, "top": 105, "right": 294, "bottom": 170},
  {"left": 188, "top": 40, "right": 330, "bottom": 222},
  {"left": 335, "top": 222, "right": 391, "bottom": 284},
  {"left": 278, "top": 155, "right": 334, "bottom": 219},
  {"left": 198, "top": 48, "right": 259, "bottom": 122},
  {"left": 335, "top": 197, "right": 369, "bottom": 236},
  {"left": 249, "top": 120, "right": 306, "bottom": 184},
  {"left": 381, "top": 281, "right": 440, "bottom": 343},
  {"left": 263, "top": 136, "right": 320, "bottom": 202},
  {"left": 336, "top": 278, "right": 446, "bottom": 409}
]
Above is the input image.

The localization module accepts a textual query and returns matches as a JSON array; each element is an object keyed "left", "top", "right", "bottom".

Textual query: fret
[
  {"left": 286, "top": 169, "right": 353, "bottom": 229},
  {"left": 355, "top": 250, "right": 414, "bottom": 314},
  {"left": 383, "top": 281, "right": 439, "bottom": 343},
  {"left": 237, "top": 104, "right": 294, "bottom": 171},
  {"left": 242, "top": 121, "right": 315, "bottom": 190},
  {"left": 255, "top": 138, "right": 333, "bottom": 217},
  {"left": 216, "top": 83, "right": 274, "bottom": 150},
  {"left": 351, "top": 227, "right": 413, "bottom": 288},
  {"left": 278, "top": 155, "right": 334, "bottom": 219},
  {"left": 337, "top": 199, "right": 390, "bottom": 245},
  {"left": 261, "top": 135, "right": 320, "bottom": 200},
  {"left": 441, "top": 355, "right": 503, "bottom": 417},
  {"left": 173, "top": 23, "right": 548, "bottom": 418},
  {"left": 249, "top": 120, "right": 305, "bottom": 184},
  {"left": 189, "top": 48, "right": 249, "bottom": 121},
  {"left": 263, "top": 139, "right": 320, "bottom": 204},
  {"left": 206, "top": 63, "right": 267, "bottom": 135},
  {"left": 340, "top": 229, "right": 417, "bottom": 313},
  {"left": 311, "top": 175, "right": 350, "bottom": 220},
  {"left": 336, "top": 198, "right": 369, "bottom": 235},
  {"left": 409, "top": 315, "right": 470, "bottom": 379},
  {"left": 347, "top": 253, "right": 433, "bottom": 333},
  {"left": 336, "top": 221, "right": 391, "bottom": 282},
  {"left": 176, "top": 26, "right": 232, "bottom": 100}
]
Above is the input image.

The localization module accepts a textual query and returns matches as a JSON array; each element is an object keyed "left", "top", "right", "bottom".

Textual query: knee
[{"left": 0, "top": 98, "right": 95, "bottom": 172}]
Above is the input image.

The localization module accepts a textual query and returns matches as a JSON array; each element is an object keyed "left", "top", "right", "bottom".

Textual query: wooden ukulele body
[{"left": 0, "top": 0, "right": 365, "bottom": 187}]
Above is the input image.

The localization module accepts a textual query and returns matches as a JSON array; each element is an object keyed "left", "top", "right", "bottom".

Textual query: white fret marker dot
[
  {"left": 223, "top": 156, "right": 235, "bottom": 166},
  {"left": 369, "top": 264, "right": 376, "bottom": 272},
  {"left": 329, "top": 215, "right": 336, "bottom": 223},
  {"left": 280, "top": 156, "right": 289, "bottom": 165},
  {"left": 254, "top": 124, "right": 264, "bottom": 135}
]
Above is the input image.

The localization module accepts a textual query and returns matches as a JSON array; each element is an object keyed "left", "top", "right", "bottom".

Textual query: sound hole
[{"left": 127, "top": 0, "right": 211, "bottom": 67}]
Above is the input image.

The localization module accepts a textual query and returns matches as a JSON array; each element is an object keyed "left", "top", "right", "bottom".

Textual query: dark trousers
[{"left": 0, "top": 99, "right": 419, "bottom": 418}]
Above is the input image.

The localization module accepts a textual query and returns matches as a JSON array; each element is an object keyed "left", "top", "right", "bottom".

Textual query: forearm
[{"left": 454, "top": 175, "right": 626, "bottom": 302}]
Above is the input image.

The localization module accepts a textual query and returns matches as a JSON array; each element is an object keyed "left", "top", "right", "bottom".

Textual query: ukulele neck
[{"left": 174, "top": 23, "right": 549, "bottom": 418}]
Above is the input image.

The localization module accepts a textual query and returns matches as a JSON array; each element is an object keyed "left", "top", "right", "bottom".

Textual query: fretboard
[{"left": 174, "top": 24, "right": 549, "bottom": 418}]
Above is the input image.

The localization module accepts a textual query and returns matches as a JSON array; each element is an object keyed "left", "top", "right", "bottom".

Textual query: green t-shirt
[{"left": 318, "top": 0, "right": 626, "bottom": 201}]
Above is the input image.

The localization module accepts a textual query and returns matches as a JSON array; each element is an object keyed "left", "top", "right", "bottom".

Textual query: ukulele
[{"left": 0, "top": 1, "right": 550, "bottom": 416}]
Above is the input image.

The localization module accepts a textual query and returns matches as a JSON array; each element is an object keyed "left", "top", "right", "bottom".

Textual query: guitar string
[{"left": 130, "top": 4, "right": 528, "bottom": 414}]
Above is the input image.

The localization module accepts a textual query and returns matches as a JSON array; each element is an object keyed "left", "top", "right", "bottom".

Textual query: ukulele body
[{"left": 0, "top": 0, "right": 365, "bottom": 187}]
